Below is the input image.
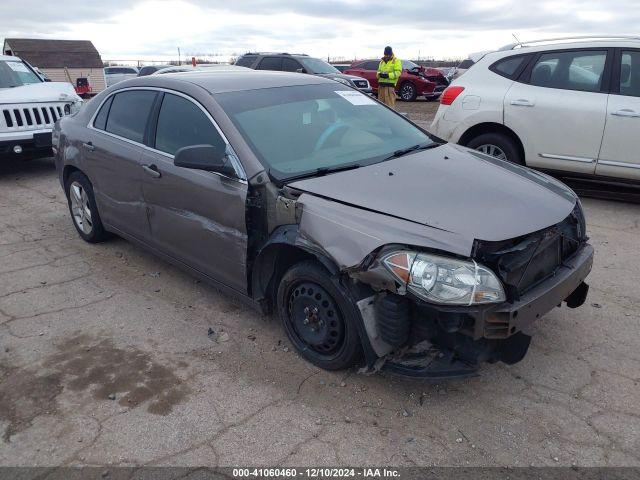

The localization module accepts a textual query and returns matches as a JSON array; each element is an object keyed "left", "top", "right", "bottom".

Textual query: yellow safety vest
[{"left": 377, "top": 56, "right": 402, "bottom": 87}]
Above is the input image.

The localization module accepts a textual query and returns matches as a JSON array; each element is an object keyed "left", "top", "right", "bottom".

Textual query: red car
[{"left": 345, "top": 59, "right": 449, "bottom": 101}]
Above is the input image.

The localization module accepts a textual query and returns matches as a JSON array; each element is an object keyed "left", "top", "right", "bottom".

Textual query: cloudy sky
[{"left": 1, "top": 0, "right": 636, "bottom": 62}]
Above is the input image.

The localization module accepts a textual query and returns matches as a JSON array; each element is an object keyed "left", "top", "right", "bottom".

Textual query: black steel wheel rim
[{"left": 287, "top": 281, "right": 345, "bottom": 355}]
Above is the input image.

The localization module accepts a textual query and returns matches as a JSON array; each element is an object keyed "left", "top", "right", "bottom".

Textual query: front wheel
[
  {"left": 277, "top": 261, "right": 363, "bottom": 370},
  {"left": 466, "top": 132, "right": 523, "bottom": 165}
]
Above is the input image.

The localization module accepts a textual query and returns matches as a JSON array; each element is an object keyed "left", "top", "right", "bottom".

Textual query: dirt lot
[{"left": 1, "top": 102, "right": 639, "bottom": 468}]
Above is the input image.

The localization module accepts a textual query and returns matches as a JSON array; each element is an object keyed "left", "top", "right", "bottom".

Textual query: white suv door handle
[
  {"left": 510, "top": 99, "right": 535, "bottom": 107},
  {"left": 612, "top": 109, "right": 640, "bottom": 118}
]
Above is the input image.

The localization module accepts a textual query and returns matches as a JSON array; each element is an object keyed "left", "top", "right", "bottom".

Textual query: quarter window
[
  {"left": 105, "top": 90, "right": 157, "bottom": 143},
  {"left": 529, "top": 50, "right": 607, "bottom": 93},
  {"left": 619, "top": 51, "right": 640, "bottom": 97},
  {"left": 154, "top": 93, "right": 225, "bottom": 156},
  {"left": 93, "top": 96, "right": 113, "bottom": 130},
  {"left": 257, "top": 57, "right": 282, "bottom": 71},
  {"left": 491, "top": 56, "right": 528, "bottom": 79},
  {"left": 235, "top": 56, "right": 256, "bottom": 68}
]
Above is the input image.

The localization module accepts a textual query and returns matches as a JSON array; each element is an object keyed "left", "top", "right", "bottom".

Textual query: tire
[
  {"left": 466, "top": 132, "right": 523, "bottom": 165},
  {"left": 276, "top": 261, "right": 363, "bottom": 371},
  {"left": 65, "top": 171, "right": 110, "bottom": 243},
  {"left": 399, "top": 82, "right": 417, "bottom": 101}
]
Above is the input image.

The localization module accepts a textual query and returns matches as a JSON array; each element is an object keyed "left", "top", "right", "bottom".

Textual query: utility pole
[{"left": 178, "top": 47, "right": 181, "bottom": 65}]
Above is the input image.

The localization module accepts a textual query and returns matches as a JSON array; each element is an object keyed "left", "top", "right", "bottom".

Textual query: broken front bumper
[{"left": 367, "top": 243, "right": 593, "bottom": 379}]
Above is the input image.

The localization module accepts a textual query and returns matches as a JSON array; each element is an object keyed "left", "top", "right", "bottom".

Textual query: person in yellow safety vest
[{"left": 377, "top": 46, "right": 402, "bottom": 109}]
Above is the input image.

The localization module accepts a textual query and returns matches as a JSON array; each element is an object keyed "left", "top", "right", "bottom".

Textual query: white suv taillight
[{"left": 440, "top": 86, "right": 465, "bottom": 105}]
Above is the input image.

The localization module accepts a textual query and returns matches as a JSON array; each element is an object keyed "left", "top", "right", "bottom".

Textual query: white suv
[
  {"left": 431, "top": 36, "right": 640, "bottom": 183},
  {"left": 1, "top": 55, "right": 82, "bottom": 161}
]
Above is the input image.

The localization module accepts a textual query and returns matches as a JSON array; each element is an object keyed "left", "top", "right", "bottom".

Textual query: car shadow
[{"left": 0, "top": 157, "right": 56, "bottom": 177}]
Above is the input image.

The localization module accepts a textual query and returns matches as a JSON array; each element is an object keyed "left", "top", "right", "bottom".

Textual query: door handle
[
  {"left": 612, "top": 109, "right": 640, "bottom": 118},
  {"left": 82, "top": 141, "right": 95, "bottom": 151},
  {"left": 142, "top": 164, "right": 161, "bottom": 178},
  {"left": 510, "top": 99, "right": 534, "bottom": 107}
]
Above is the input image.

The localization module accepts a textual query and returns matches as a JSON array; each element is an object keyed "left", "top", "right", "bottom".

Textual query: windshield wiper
[
  {"left": 384, "top": 142, "right": 438, "bottom": 161},
  {"left": 280, "top": 163, "right": 361, "bottom": 183}
]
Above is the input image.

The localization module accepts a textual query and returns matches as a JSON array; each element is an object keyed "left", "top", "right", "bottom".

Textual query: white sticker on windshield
[
  {"left": 335, "top": 90, "right": 376, "bottom": 106},
  {"left": 7, "top": 62, "right": 30, "bottom": 73}
]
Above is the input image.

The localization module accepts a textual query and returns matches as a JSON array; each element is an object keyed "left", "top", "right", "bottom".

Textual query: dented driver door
[
  {"left": 140, "top": 149, "right": 249, "bottom": 293},
  {"left": 139, "top": 91, "right": 249, "bottom": 293}
]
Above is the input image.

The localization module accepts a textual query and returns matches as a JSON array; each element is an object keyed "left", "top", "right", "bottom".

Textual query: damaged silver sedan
[{"left": 53, "top": 71, "right": 593, "bottom": 379}]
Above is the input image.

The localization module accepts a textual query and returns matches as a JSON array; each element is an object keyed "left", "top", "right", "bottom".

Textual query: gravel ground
[{"left": 1, "top": 101, "right": 639, "bottom": 468}]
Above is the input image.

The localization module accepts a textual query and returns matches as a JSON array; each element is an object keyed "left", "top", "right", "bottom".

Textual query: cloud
[{"left": 1, "top": 0, "right": 637, "bottom": 60}]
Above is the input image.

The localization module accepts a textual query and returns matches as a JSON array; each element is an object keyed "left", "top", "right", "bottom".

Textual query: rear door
[
  {"left": 504, "top": 49, "right": 611, "bottom": 174},
  {"left": 85, "top": 89, "right": 158, "bottom": 240},
  {"left": 596, "top": 48, "right": 640, "bottom": 181},
  {"left": 140, "top": 91, "right": 249, "bottom": 292}
]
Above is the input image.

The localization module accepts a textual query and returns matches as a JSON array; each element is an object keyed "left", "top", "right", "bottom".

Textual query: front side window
[
  {"left": 529, "top": 50, "right": 606, "bottom": 92},
  {"left": 619, "top": 51, "right": 640, "bottom": 97},
  {"left": 105, "top": 90, "right": 157, "bottom": 143},
  {"left": 154, "top": 93, "right": 225, "bottom": 155},
  {"left": 402, "top": 60, "right": 419, "bottom": 70},
  {"left": 216, "top": 84, "right": 435, "bottom": 182},
  {"left": 299, "top": 58, "right": 340, "bottom": 74},
  {"left": 0, "top": 60, "right": 42, "bottom": 88},
  {"left": 363, "top": 61, "right": 380, "bottom": 71}
]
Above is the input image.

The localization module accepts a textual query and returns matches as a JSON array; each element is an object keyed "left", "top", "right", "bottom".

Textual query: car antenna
[{"left": 512, "top": 33, "right": 522, "bottom": 45}]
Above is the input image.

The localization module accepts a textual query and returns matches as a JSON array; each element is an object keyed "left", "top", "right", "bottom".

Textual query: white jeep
[{"left": 1, "top": 54, "right": 82, "bottom": 161}]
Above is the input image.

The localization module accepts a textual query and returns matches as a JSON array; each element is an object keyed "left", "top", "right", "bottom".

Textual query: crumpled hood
[
  {"left": 0, "top": 82, "right": 80, "bottom": 104},
  {"left": 290, "top": 143, "right": 578, "bottom": 243}
]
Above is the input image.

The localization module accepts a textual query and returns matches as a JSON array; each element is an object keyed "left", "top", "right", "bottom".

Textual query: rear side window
[
  {"left": 529, "top": 50, "right": 607, "bottom": 93},
  {"left": 619, "top": 51, "right": 640, "bottom": 97},
  {"left": 105, "top": 90, "right": 157, "bottom": 143},
  {"left": 282, "top": 58, "right": 303, "bottom": 72},
  {"left": 235, "top": 56, "right": 256, "bottom": 68},
  {"left": 93, "top": 96, "right": 113, "bottom": 130},
  {"left": 154, "top": 93, "right": 225, "bottom": 156},
  {"left": 257, "top": 57, "right": 282, "bottom": 71},
  {"left": 491, "top": 56, "right": 528, "bottom": 79}
]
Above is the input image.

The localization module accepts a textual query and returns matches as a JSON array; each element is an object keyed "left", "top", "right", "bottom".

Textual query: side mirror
[
  {"left": 174, "top": 144, "right": 236, "bottom": 177},
  {"left": 296, "top": 68, "right": 308, "bottom": 74}
]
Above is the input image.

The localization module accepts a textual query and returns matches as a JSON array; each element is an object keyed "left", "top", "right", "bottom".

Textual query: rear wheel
[
  {"left": 65, "top": 171, "right": 110, "bottom": 243},
  {"left": 399, "top": 82, "right": 417, "bottom": 101},
  {"left": 277, "top": 261, "right": 363, "bottom": 370},
  {"left": 466, "top": 132, "right": 523, "bottom": 165}
]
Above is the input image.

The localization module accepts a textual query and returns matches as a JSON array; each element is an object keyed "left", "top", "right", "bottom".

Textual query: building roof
[{"left": 2, "top": 38, "right": 103, "bottom": 69}]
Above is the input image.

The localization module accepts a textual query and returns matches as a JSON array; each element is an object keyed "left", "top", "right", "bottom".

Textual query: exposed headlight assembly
[
  {"left": 64, "top": 100, "right": 83, "bottom": 116},
  {"left": 382, "top": 251, "right": 506, "bottom": 305}
]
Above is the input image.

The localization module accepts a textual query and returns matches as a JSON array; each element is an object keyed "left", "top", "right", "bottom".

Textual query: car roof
[
  {"left": 153, "top": 64, "right": 250, "bottom": 75},
  {"left": 121, "top": 70, "right": 335, "bottom": 93},
  {"left": 482, "top": 37, "right": 640, "bottom": 62}
]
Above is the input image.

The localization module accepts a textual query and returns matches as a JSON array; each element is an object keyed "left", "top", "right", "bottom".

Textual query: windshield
[
  {"left": 300, "top": 57, "right": 340, "bottom": 74},
  {"left": 402, "top": 60, "right": 419, "bottom": 70},
  {"left": 0, "top": 60, "right": 42, "bottom": 88},
  {"left": 216, "top": 84, "right": 436, "bottom": 182}
]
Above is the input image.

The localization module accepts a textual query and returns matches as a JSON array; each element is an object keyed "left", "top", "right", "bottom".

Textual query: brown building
[{"left": 2, "top": 38, "right": 106, "bottom": 93}]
